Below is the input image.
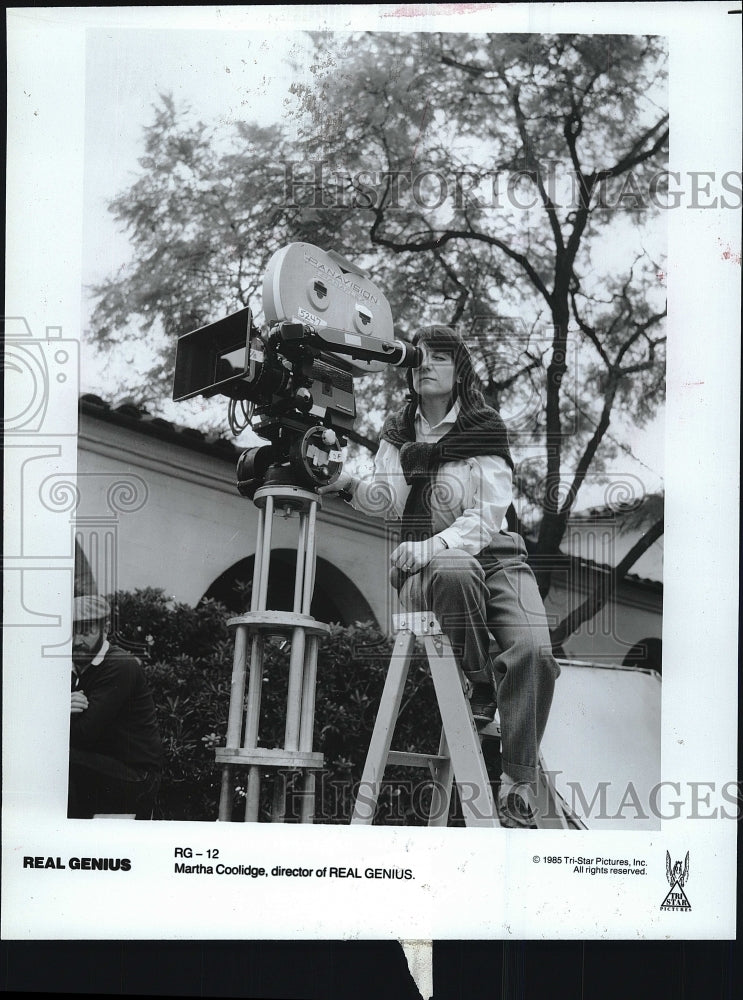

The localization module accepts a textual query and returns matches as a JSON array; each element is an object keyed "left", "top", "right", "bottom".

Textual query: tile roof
[{"left": 80, "top": 394, "right": 243, "bottom": 461}]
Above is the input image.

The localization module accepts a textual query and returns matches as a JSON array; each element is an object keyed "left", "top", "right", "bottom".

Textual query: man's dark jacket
[{"left": 70, "top": 645, "right": 162, "bottom": 773}]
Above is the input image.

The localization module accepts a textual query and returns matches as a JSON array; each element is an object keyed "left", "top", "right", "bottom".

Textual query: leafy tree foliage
[{"left": 90, "top": 95, "right": 315, "bottom": 413}]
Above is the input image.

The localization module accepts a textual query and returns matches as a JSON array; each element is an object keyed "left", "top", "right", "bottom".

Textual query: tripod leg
[
  {"left": 219, "top": 624, "right": 251, "bottom": 821},
  {"left": 243, "top": 635, "right": 266, "bottom": 823},
  {"left": 299, "top": 635, "right": 319, "bottom": 751},
  {"left": 424, "top": 635, "right": 498, "bottom": 828},
  {"left": 285, "top": 628, "right": 306, "bottom": 751},
  {"left": 282, "top": 505, "right": 319, "bottom": 823},
  {"left": 299, "top": 635, "right": 320, "bottom": 824},
  {"left": 299, "top": 772, "right": 317, "bottom": 824},
  {"left": 351, "top": 630, "right": 415, "bottom": 824},
  {"left": 302, "top": 502, "right": 318, "bottom": 612},
  {"left": 271, "top": 769, "right": 288, "bottom": 823},
  {"left": 244, "top": 634, "right": 265, "bottom": 748},
  {"left": 225, "top": 625, "right": 250, "bottom": 748},
  {"left": 254, "top": 495, "right": 274, "bottom": 610},
  {"left": 218, "top": 765, "right": 234, "bottom": 821},
  {"left": 250, "top": 505, "right": 266, "bottom": 611},
  {"left": 245, "top": 765, "right": 261, "bottom": 822}
]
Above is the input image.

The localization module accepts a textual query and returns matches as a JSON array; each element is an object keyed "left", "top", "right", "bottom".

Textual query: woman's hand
[
  {"left": 317, "top": 470, "right": 356, "bottom": 496},
  {"left": 390, "top": 537, "right": 445, "bottom": 576}
]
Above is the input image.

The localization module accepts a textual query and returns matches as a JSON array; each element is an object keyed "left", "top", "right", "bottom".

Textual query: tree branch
[
  {"left": 433, "top": 251, "right": 470, "bottom": 324},
  {"left": 343, "top": 428, "right": 379, "bottom": 454},
  {"left": 570, "top": 290, "right": 612, "bottom": 368},
  {"left": 614, "top": 310, "right": 667, "bottom": 370},
  {"left": 550, "top": 517, "right": 664, "bottom": 646},
  {"left": 438, "top": 51, "right": 491, "bottom": 79},
  {"left": 489, "top": 358, "right": 543, "bottom": 395},
  {"left": 594, "top": 114, "right": 669, "bottom": 181},
  {"left": 506, "top": 79, "right": 565, "bottom": 252},
  {"left": 369, "top": 222, "right": 553, "bottom": 306}
]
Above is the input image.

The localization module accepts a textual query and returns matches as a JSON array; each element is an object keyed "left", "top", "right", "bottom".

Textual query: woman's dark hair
[{"left": 406, "top": 325, "right": 485, "bottom": 412}]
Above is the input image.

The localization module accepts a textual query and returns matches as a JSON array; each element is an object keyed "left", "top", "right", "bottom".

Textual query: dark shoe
[
  {"left": 469, "top": 683, "right": 496, "bottom": 725},
  {"left": 497, "top": 789, "right": 537, "bottom": 829}
]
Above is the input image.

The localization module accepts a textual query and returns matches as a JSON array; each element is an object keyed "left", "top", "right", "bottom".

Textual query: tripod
[{"left": 216, "top": 482, "right": 328, "bottom": 822}]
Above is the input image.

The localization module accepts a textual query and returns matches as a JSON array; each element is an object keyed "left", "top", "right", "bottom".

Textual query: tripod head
[
  {"left": 235, "top": 416, "right": 344, "bottom": 499},
  {"left": 172, "top": 243, "right": 420, "bottom": 500}
]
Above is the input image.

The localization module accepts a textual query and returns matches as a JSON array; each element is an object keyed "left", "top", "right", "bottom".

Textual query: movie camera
[{"left": 172, "top": 243, "right": 418, "bottom": 497}]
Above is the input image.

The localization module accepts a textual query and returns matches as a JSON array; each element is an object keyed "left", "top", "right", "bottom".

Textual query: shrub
[{"left": 110, "top": 588, "right": 451, "bottom": 823}]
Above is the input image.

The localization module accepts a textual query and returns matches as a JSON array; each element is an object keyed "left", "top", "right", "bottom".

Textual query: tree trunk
[{"left": 535, "top": 289, "right": 571, "bottom": 597}]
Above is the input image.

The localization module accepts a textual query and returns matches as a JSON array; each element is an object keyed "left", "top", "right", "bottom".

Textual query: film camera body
[{"left": 172, "top": 243, "right": 418, "bottom": 497}]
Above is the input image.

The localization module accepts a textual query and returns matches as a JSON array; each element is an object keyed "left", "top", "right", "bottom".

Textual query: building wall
[
  {"left": 78, "top": 413, "right": 394, "bottom": 628},
  {"left": 78, "top": 412, "right": 663, "bottom": 663},
  {"left": 544, "top": 582, "right": 663, "bottom": 666}
]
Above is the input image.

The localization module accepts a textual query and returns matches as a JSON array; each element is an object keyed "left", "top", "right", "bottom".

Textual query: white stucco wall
[{"left": 78, "top": 414, "right": 395, "bottom": 626}]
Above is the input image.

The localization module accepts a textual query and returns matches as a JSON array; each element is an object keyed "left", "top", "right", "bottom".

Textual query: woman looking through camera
[{"left": 323, "top": 326, "right": 559, "bottom": 828}]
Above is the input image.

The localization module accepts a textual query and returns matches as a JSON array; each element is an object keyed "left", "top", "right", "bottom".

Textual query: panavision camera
[{"left": 172, "top": 243, "right": 419, "bottom": 497}]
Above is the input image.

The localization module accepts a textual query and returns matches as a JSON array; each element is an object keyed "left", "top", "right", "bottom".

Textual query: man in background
[{"left": 68, "top": 595, "right": 163, "bottom": 818}]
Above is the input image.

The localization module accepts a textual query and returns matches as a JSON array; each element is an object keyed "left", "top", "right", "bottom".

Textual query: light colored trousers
[{"left": 400, "top": 531, "right": 560, "bottom": 784}]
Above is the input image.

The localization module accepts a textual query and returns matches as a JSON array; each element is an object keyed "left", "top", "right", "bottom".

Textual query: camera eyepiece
[{"left": 392, "top": 341, "right": 422, "bottom": 368}]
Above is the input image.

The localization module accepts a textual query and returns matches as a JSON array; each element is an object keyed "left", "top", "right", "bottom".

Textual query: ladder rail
[
  {"left": 427, "top": 730, "right": 454, "bottom": 828},
  {"left": 351, "top": 629, "right": 416, "bottom": 824},
  {"left": 351, "top": 619, "right": 500, "bottom": 829},
  {"left": 423, "top": 634, "right": 498, "bottom": 828}
]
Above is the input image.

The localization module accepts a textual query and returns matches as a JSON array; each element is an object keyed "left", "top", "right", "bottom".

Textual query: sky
[
  {"left": 80, "top": 23, "right": 666, "bottom": 504},
  {"left": 82, "top": 28, "right": 314, "bottom": 293}
]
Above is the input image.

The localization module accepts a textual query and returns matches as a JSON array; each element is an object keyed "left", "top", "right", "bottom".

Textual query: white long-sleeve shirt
[{"left": 352, "top": 401, "right": 513, "bottom": 556}]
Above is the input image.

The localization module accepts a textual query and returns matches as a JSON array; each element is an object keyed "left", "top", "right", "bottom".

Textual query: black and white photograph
[{"left": 3, "top": 3, "right": 739, "bottom": 950}]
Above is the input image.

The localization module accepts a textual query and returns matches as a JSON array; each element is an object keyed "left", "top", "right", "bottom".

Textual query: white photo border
[{"left": 3, "top": 3, "right": 740, "bottom": 941}]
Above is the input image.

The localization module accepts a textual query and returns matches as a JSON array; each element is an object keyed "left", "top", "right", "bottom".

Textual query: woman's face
[{"left": 412, "top": 343, "right": 457, "bottom": 405}]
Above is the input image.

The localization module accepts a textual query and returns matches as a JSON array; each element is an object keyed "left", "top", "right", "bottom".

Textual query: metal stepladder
[
  {"left": 215, "top": 485, "right": 329, "bottom": 823},
  {"left": 350, "top": 611, "right": 574, "bottom": 829}
]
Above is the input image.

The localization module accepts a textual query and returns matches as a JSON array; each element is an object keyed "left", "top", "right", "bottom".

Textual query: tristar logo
[{"left": 660, "top": 851, "right": 691, "bottom": 912}]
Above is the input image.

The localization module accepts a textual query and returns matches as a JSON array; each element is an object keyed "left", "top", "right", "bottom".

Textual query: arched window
[{"left": 202, "top": 551, "right": 378, "bottom": 627}]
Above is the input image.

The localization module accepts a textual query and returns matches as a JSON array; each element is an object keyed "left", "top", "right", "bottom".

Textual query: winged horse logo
[{"left": 666, "top": 850, "right": 689, "bottom": 888}]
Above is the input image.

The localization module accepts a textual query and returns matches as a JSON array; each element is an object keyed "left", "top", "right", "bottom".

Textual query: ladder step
[
  {"left": 387, "top": 751, "right": 448, "bottom": 769},
  {"left": 216, "top": 748, "right": 324, "bottom": 769}
]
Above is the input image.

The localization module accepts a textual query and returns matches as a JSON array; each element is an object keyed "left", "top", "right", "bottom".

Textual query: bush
[{"left": 110, "top": 588, "right": 450, "bottom": 823}]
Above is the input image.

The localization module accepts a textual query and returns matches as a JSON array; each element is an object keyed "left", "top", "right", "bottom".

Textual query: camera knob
[{"left": 294, "top": 387, "right": 313, "bottom": 413}]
